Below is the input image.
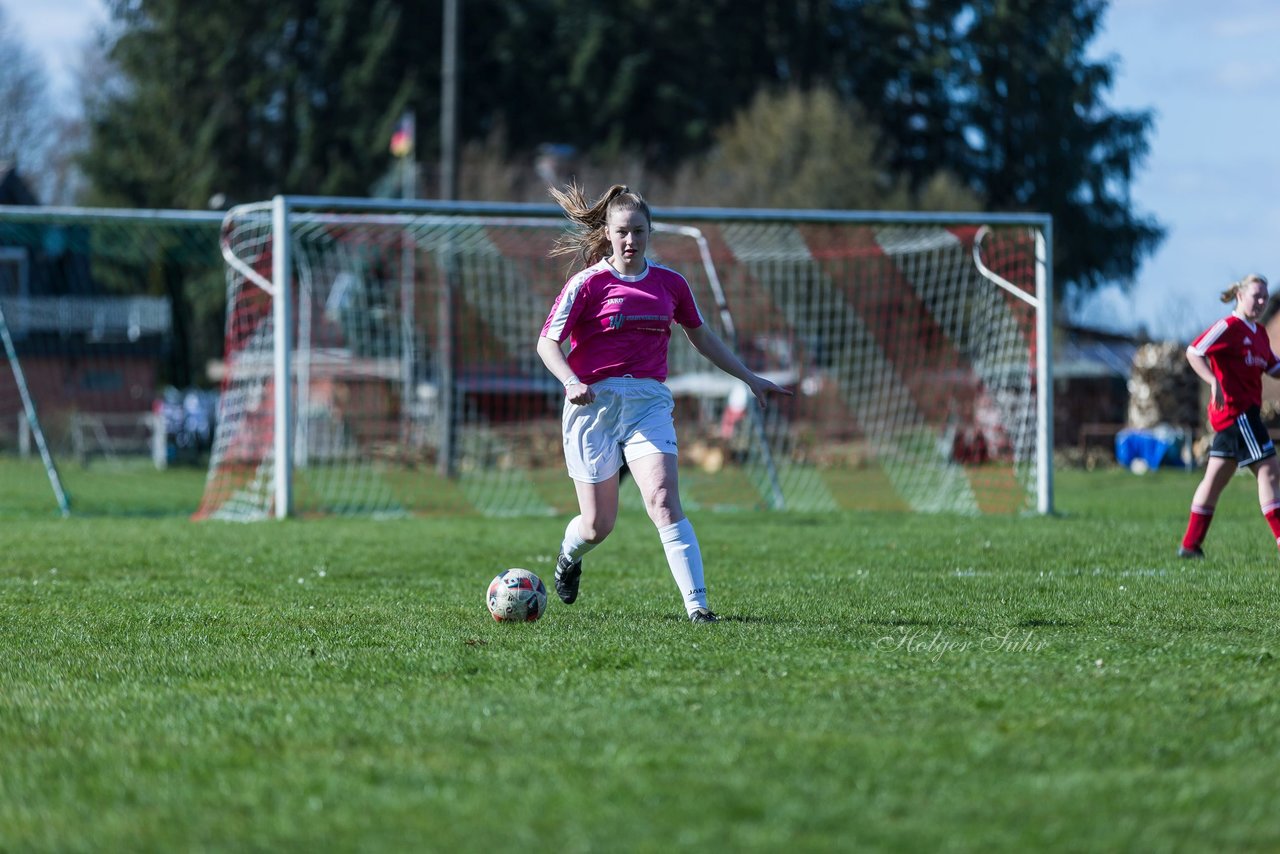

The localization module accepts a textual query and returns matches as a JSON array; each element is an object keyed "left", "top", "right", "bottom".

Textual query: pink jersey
[
  {"left": 1190, "top": 314, "right": 1280, "bottom": 432},
  {"left": 540, "top": 259, "right": 704, "bottom": 384}
]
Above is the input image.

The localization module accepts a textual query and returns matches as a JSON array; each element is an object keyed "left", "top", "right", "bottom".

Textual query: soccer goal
[
  {"left": 200, "top": 195, "right": 1052, "bottom": 521},
  {"left": 0, "top": 205, "right": 225, "bottom": 517}
]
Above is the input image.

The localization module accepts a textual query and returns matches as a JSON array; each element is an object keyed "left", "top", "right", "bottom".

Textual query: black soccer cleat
[
  {"left": 689, "top": 608, "right": 720, "bottom": 624},
  {"left": 1177, "top": 545, "right": 1205, "bottom": 559},
  {"left": 554, "top": 554, "right": 582, "bottom": 604}
]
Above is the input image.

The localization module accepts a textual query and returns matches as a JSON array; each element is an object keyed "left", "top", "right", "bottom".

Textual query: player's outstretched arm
[{"left": 683, "top": 324, "right": 793, "bottom": 407}]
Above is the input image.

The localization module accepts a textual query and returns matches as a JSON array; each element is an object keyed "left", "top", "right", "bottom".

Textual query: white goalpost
[
  {"left": 0, "top": 299, "right": 70, "bottom": 516},
  {"left": 202, "top": 195, "right": 1052, "bottom": 521}
]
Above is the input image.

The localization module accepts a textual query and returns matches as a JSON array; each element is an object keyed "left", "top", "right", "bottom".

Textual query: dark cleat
[
  {"left": 689, "top": 608, "right": 720, "bottom": 624},
  {"left": 554, "top": 554, "right": 582, "bottom": 604},
  {"left": 1177, "top": 545, "right": 1205, "bottom": 559}
]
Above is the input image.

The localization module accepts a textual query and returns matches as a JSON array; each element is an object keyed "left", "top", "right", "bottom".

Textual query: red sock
[
  {"left": 1264, "top": 505, "right": 1280, "bottom": 547},
  {"left": 1182, "top": 504, "right": 1214, "bottom": 550}
]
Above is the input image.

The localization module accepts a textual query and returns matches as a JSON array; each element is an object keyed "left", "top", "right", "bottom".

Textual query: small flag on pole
[{"left": 390, "top": 111, "right": 415, "bottom": 158}]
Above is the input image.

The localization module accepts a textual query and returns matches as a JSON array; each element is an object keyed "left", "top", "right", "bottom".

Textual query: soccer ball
[{"left": 486, "top": 568, "right": 548, "bottom": 622}]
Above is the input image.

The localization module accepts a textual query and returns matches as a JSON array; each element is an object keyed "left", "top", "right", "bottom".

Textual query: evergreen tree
[
  {"left": 952, "top": 0, "right": 1163, "bottom": 293},
  {"left": 840, "top": 0, "right": 1162, "bottom": 295},
  {"left": 82, "top": 0, "right": 427, "bottom": 208},
  {"left": 79, "top": 0, "right": 1161, "bottom": 300}
]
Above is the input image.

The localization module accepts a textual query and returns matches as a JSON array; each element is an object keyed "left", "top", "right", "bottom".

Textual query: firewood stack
[{"left": 1127, "top": 341, "right": 1199, "bottom": 430}]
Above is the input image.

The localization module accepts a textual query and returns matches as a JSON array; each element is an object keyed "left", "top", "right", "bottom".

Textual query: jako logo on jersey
[
  {"left": 605, "top": 298, "right": 625, "bottom": 305},
  {"left": 1245, "top": 352, "right": 1269, "bottom": 368}
]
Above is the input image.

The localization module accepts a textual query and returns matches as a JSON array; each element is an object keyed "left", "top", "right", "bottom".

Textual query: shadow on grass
[{"left": 650, "top": 612, "right": 790, "bottom": 625}]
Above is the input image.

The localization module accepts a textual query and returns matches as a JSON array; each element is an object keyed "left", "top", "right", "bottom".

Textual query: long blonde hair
[
  {"left": 548, "top": 182, "right": 652, "bottom": 267},
  {"left": 1221, "top": 273, "right": 1269, "bottom": 303}
]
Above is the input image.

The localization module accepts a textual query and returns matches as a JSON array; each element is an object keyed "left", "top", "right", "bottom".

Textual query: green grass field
[{"left": 2, "top": 466, "right": 1279, "bottom": 851}]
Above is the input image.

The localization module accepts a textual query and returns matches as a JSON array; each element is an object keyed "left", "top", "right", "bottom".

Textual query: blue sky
[
  {"left": 4, "top": 0, "right": 1275, "bottom": 343},
  {"left": 1084, "top": 0, "right": 1280, "bottom": 340},
  {"left": 3, "top": 0, "right": 104, "bottom": 98}
]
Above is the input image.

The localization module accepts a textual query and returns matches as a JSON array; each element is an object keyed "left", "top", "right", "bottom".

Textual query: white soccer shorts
[{"left": 561, "top": 377, "right": 678, "bottom": 483}]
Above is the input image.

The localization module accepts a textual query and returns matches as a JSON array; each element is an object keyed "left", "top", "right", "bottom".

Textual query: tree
[
  {"left": 0, "top": 7, "right": 55, "bottom": 196},
  {"left": 79, "top": 0, "right": 1160, "bottom": 302},
  {"left": 671, "top": 86, "right": 983, "bottom": 213},
  {"left": 82, "top": 0, "right": 431, "bottom": 208},
  {"left": 956, "top": 0, "right": 1162, "bottom": 296},
  {"left": 838, "top": 0, "right": 1162, "bottom": 298},
  {"left": 460, "top": 0, "right": 1163, "bottom": 300},
  {"left": 661, "top": 87, "right": 906, "bottom": 210},
  {"left": 461, "top": 0, "right": 780, "bottom": 163}
]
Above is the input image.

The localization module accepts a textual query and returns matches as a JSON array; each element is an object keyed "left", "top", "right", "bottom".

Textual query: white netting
[
  {"left": 199, "top": 203, "right": 1044, "bottom": 519},
  {"left": 0, "top": 207, "right": 224, "bottom": 516}
]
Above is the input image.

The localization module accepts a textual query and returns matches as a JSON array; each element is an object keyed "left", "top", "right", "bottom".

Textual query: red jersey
[{"left": 1189, "top": 315, "right": 1280, "bottom": 432}]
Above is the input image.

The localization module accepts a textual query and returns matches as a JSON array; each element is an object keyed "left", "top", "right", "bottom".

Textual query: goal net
[
  {"left": 199, "top": 197, "right": 1050, "bottom": 520},
  {"left": 0, "top": 206, "right": 224, "bottom": 516}
]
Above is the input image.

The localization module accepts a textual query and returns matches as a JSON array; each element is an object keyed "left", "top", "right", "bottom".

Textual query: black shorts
[{"left": 1210, "top": 406, "right": 1276, "bottom": 466}]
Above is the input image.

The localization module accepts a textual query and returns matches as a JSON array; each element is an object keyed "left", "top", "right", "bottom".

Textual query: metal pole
[
  {"left": 0, "top": 299, "right": 70, "bottom": 516},
  {"left": 440, "top": 0, "right": 460, "bottom": 202},
  {"left": 1035, "top": 224, "right": 1055, "bottom": 515},
  {"left": 272, "top": 195, "right": 294, "bottom": 518},
  {"left": 437, "top": 251, "right": 457, "bottom": 479},
  {"left": 437, "top": 0, "right": 461, "bottom": 477},
  {"left": 401, "top": 112, "right": 417, "bottom": 201},
  {"left": 400, "top": 113, "right": 417, "bottom": 451}
]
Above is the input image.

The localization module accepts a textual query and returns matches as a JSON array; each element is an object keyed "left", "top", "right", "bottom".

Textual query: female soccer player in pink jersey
[
  {"left": 537, "top": 183, "right": 790, "bottom": 622},
  {"left": 1179, "top": 273, "right": 1280, "bottom": 558}
]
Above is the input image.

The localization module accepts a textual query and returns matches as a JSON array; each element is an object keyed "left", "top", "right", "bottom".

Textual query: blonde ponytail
[
  {"left": 1221, "top": 273, "right": 1269, "bottom": 303},
  {"left": 549, "top": 182, "right": 652, "bottom": 267}
]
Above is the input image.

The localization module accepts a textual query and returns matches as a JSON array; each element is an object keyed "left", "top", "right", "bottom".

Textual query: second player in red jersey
[{"left": 1179, "top": 273, "right": 1280, "bottom": 558}]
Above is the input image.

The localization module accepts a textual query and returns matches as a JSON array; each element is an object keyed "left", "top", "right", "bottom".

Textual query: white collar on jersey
[{"left": 604, "top": 257, "right": 649, "bottom": 282}]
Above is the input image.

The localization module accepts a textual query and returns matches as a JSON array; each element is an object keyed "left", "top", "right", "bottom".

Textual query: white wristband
[{"left": 564, "top": 376, "right": 582, "bottom": 388}]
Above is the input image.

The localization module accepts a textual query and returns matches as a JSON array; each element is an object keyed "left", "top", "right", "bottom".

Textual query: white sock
[
  {"left": 560, "top": 516, "right": 598, "bottom": 562},
  {"left": 658, "top": 517, "right": 708, "bottom": 615}
]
